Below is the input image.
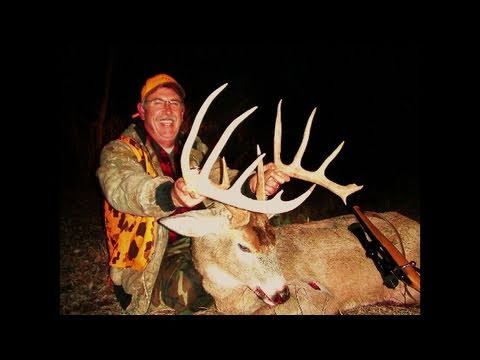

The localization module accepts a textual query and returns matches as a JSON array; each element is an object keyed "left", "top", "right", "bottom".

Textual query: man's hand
[
  {"left": 171, "top": 178, "right": 206, "bottom": 208},
  {"left": 249, "top": 162, "right": 291, "bottom": 197}
]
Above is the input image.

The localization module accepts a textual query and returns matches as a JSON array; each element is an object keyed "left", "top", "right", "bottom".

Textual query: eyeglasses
[{"left": 144, "top": 98, "right": 183, "bottom": 109}]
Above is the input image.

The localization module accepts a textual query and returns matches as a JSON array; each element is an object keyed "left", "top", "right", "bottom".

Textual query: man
[{"left": 97, "top": 73, "right": 289, "bottom": 314}]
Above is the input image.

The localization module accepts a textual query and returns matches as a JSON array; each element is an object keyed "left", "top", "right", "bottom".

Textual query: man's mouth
[{"left": 159, "top": 119, "right": 174, "bottom": 126}]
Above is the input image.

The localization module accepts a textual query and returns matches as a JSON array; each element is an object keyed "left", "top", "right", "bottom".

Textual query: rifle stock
[{"left": 351, "top": 205, "right": 420, "bottom": 292}]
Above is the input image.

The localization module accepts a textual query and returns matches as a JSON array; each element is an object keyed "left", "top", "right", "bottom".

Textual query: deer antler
[
  {"left": 255, "top": 145, "right": 266, "bottom": 201},
  {"left": 181, "top": 83, "right": 315, "bottom": 214},
  {"left": 273, "top": 100, "right": 363, "bottom": 204}
]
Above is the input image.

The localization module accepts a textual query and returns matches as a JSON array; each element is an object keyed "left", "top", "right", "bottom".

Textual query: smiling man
[{"left": 96, "top": 73, "right": 290, "bottom": 314}]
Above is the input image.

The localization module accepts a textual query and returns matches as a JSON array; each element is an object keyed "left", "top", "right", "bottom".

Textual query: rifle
[{"left": 350, "top": 205, "right": 420, "bottom": 292}]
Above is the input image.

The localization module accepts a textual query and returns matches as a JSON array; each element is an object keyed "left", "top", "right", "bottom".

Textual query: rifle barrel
[{"left": 352, "top": 205, "right": 420, "bottom": 292}]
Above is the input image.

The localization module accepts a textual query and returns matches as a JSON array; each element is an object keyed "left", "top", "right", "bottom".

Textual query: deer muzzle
[
  {"left": 254, "top": 285, "right": 290, "bottom": 305},
  {"left": 272, "top": 286, "right": 290, "bottom": 304}
]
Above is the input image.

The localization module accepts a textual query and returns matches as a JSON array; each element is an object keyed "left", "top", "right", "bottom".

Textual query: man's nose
[{"left": 163, "top": 103, "right": 173, "bottom": 113}]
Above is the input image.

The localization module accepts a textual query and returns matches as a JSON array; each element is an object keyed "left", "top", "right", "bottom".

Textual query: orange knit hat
[{"left": 140, "top": 73, "right": 185, "bottom": 101}]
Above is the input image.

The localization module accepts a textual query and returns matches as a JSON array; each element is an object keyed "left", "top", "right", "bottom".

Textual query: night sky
[{"left": 57, "top": 42, "right": 422, "bottom": 218}]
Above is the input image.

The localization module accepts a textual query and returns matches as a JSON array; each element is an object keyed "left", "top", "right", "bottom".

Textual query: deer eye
[{"left": 238, "top": 244, "right": 251, "bottom": 253}]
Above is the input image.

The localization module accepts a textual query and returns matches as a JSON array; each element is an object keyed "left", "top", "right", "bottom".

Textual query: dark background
[{"left": 56, "top": 42, "right": 422, "bottom": 221}]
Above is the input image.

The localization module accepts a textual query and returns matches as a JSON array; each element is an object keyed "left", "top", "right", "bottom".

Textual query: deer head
[
  {"left": 161, "top": 203, "right": 290, "bottom": 307},
  {"left": 160, "top": 83, "right": 363, "bottom": 310}
]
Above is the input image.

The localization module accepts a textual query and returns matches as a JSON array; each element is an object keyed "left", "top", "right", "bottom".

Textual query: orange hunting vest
[{"left": 104, "top": 136, "right": 158, "bottom": 270}]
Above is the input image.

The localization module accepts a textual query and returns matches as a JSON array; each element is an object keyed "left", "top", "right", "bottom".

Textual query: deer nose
[{"left": 272, "top": 286, "right": 290, "bottom": 304}]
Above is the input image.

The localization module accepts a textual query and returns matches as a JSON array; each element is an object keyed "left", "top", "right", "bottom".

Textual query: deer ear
[{"left": 159, "top": 209, "right": 230, "bottom": 237}]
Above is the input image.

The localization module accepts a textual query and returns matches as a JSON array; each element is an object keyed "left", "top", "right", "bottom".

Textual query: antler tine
[
  {"left": 181, "top": 82, "right": 257, "bottom": 189},
  {"left": 200, "top": 106, "right": 258, "bottom": 182},
  {"left": 273, "top": 100, "right": 283, "bottom": 167},
  {"left": 220, "top": 157, "right": 230, "bottom": 189},
  {"left": 292, "top": 107, "right": 316, "bottom": 167},
  {"left": 228, "top": 152, "right": 266, "bottom": 193},
  {"left": 181, "top": 83, "right": 229, "bottom": 190},
  {"left": 273, "top": 100, "right": 363, "bottom": 205},
  {"left": 255, "top": 145, "right": 266, "bottom": 201},
  {"left": 180, "top": 84, "right": 316, "bottom": 214}
]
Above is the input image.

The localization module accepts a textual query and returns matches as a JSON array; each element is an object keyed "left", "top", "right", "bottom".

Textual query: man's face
[{"left": 137, "top": 87, "right": 185, "bottom": 148}]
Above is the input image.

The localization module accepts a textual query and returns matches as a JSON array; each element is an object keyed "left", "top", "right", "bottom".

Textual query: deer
[{"left": 160, "top": 83, "right": 420, "bottom": 315}]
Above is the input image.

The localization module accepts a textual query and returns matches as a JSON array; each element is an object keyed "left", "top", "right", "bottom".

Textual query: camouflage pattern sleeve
[{"left": 97, "top": 139, "right": 175, "bottom": 219}]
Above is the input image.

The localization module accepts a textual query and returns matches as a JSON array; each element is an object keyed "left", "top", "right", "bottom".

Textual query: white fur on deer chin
[
  {"left": 204, "top": 263, "right": 283, "bottom": 307},
  {"left": 204, "top": 264, "right": 243, "bottom": 289}
]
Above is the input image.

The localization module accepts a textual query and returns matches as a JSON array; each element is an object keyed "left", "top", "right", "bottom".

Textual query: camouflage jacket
[{"left": 97, "top": 122, "right": 237, "bottom": 270}]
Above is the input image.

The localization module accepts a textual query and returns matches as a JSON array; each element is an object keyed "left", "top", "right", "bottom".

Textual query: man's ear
[
  {"left": 159, "top": 209, "right": 231, "bottom": 237},
  {"left": 137, "top": 102, "right": 145, "bottom": 120}
]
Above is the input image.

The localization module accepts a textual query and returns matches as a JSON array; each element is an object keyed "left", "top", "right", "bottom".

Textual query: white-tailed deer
[{"left": 160, "top": 84, "right": 420, "bottom": 314}]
